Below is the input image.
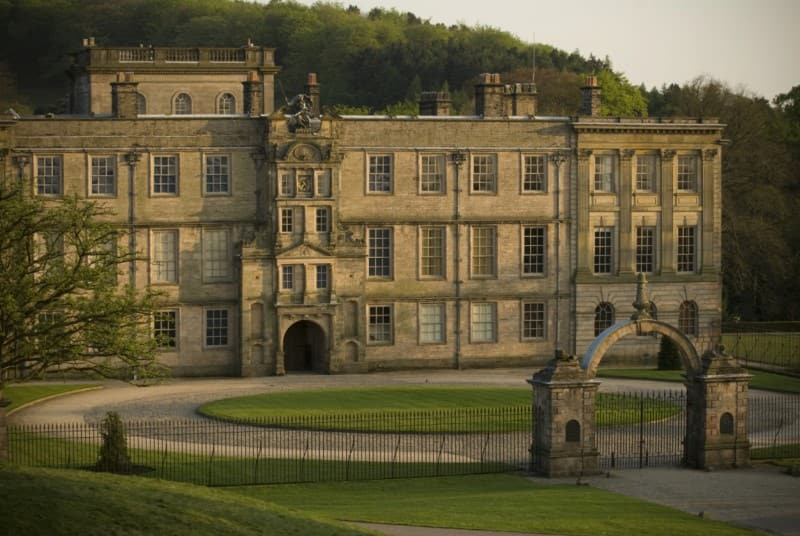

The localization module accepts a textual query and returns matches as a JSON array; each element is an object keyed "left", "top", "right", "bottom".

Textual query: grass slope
[
  {"left": 4, "top": 384, "right": 97, "bottom": 412},
  {"left": 0, "top": 465, "right": 375, "bottom": 536},
  {"left": 231, "top": 474, "right": 759, "bottom": 536}
]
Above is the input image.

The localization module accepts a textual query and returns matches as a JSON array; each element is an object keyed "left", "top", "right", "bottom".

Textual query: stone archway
[
  {"left": 581, "top": 318, "right": 701, "bottom": 378},
  {"left": 530, "top": 274, "right": 750, "bottom": 476},
  {"left": 283, "top": 320, "right": 327, "bottom": 372}
]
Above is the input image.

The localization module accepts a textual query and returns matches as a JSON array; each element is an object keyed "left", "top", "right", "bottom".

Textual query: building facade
[{"left": 0, "top": 42, "right": 724, "bottom": 376}]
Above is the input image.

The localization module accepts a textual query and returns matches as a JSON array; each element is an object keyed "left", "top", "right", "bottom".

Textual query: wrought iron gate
[{"left": 596, "top": 390, "right": 687, "bottom": 469}]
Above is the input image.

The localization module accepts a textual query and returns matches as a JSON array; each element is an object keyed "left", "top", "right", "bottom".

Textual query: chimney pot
[{"left": 307, "top": 72, "right": 318, "bottom": 85}]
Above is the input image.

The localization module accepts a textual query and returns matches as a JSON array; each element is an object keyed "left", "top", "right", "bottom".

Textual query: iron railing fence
[
  {"left": 721, "top": 322, "right": 800, "bottom": 370},
  {"left": 595, "top": 390, "right": 687, "bottom": 470},
  {"left": 748, "top": 394, "right": 800, "bottom": 459},
  {"left": 8, "top": 407, "right": 532, "bottom": 487},
  {"left": 8, "top": 392, "right": 799, "bottom": 485}
]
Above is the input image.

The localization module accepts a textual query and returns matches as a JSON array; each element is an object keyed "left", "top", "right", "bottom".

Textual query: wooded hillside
[{"left": 1, "top": 0, "right": 797, "bottom": 321}]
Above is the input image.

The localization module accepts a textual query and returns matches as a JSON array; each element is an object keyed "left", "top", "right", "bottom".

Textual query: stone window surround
[
  {"left": 151, "top": 154, "right": 179, "bottom": 196},
  {"left": 521, "top": 225, "right": 546, "bottom": 276},
  {"left": 419, "top": 226, "right": 446, "bottom": 279},
  {"left": 521, "top": 301, "right": 546, "bottom": 340},
  {"left": 203, "top": 153, "right": 231, "bottom": 196},
  {"left": 470, "top": 225, "right": 497, "bottom": 279},
  {"left": 35, "top": 154, "right": 63, "bottom": 196},
  {"left": 201, "top": 228, "right": 232, "bottom": 283},
  {"left": 367, "top": 304, "right": 393, "bottom": 344},
  {"left": 470, "top": 301, "right": 497, "bottom": 343},
  {"left": 418, "top": 153, "right": 446, "bottom": 194},
  {"left": 521, "top": 153, "right": 548, "bottom": 193},
  {"left": 366, "top": 153, "right": 393, "bottom": 194},
  {"left": 89, "top": 155, "right": 117, "bottom": 197},
  {"left": 470, "top": 153, "right": 497, "bottom": 194},
  {"left": 151, "top": 229, "right": 179, "bottom": 284},
  {"left": 367, "top": 227, "right": 393, "bottom": 279},
  {"left": 153, "top": 309, "right": 179, "bottom": 350}
]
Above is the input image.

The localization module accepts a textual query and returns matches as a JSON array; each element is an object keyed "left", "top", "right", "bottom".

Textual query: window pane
[
  {"left": 677, "top": 156, "right": 698, "bottom": 191},
  {"left": 471, "top": 303, "right": 496, "bottom": 342},
  {"left": 421, "top": 154, "right": 444, "bottom": 193},
  {"left": 202, "top": 229, "right": 230, "bottom": 281},
  {"left": 315, "top": 264, "right": 329, "bottom": 289},
  {"left": 594, "top": 302, "right": 614, "bottom": 336},
  {"left": 368, "top": 228, "right": 392, "bottom": 277},
  {"left": 523, "top": 302, "right": 545, "bottom": 339},
  {"left": 677, "top": 226, "right": 696, "bottom": 272},
  {"left": 368, "top": 155, "right": 392, "bottom": 192},
  {"left": 175, "top": 93, "right": 192, "bottom": 114},
  {"left": 154, "top": 310, "right": 177, "bottom": 348},
  {"left": 523, "top": 226, "right": 545, "bottom": 275},
  {"left": 594, "top": 228, "right": 613, "bottom": 274},
  {"left": 420, "top": 303, "right": 444, "bottom": 343},
  {"left": 472, "top": 155, "right": 496, "bottom": 192},
  {"left": 91, "top": 156, "right": 115, "bottom": 195},
  {"left": 153, "top": 156, "right": 177, "bottom": 194},
  {"left": 218, "top": 93, "right": 235, "bottom": 114},
  {"left": 315, "top": 207, "right": 330, "bottom": 232},
  {"left": 679, "top": 301, "right": 698, "bottom": 336},
  {"left": 37, "top": 156, "right": 62, "bottom": 195},
  {"left": 205, "top": 155, "right": 229, "bottom": 194},
  {"left": 152, "top": 230, "right": 177, "bottom": 283},
  {"left": 636, "top": 155, "right": 655, "bottom": 191},
  {"left": 281, "top": 265, "right": 294, "bottom": 290},
  {"left": 471, "top": 227, "right": 495, "bottom": 277},
  {"left": 594, "top": 155, "right": 614, "bottom": 192},
  {"left": 421, "top": 227, "right": 444, "bottom": 277},
  {"left": 368, "top": 305, "right": 392, "bottom": 343},
  {"left": 523, "top": 155, "right": 546, "bottom": 192},
  {"left": 635, "top": 226, "right": 655, "bottom": 274},
  {"left": 205, "top": 309, "right": 228, "bottom": 346},
  {"left": 281, "top": 208, "right": 294, "bottom": 233}
]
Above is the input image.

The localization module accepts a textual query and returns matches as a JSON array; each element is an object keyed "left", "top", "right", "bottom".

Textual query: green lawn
[
  {"left": 597, "top": 368, "right": 800, "bottom": 393},
  {"left": 0, "top": 465, "right": 374, "bottom": 536},
  {"left": 722, "top": 332, "right": 800, "bottom": 368},
  {"left": 4, "top": 384, "right": 98, "bottom": 412},
  {"left": 230, "top": 473, "right": 759, "bottom": 536},
  {"left": 198, "top": 387, "right": 682, "bottom": 431}
]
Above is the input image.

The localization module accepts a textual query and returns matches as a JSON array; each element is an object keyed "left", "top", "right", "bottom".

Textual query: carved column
[
  {"left": 659, "top": 149, "right": 676, "bottom": 274},
  {"left": 576, "top": 149, "right": 592, "bottom": 276},
  {"left": 619, "top": 149, "right": 635, "bottom": 275},
  {"left": 685, "top": 345, "right": 751, "bottom": 469},
  {"left": 529, "top": 350, "right": 600, "bottom": 477}
]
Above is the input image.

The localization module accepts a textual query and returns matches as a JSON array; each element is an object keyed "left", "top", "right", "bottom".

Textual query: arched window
[
  {"left": 136, "top": 93, "right": 147, "bottom": 115},
  {"left": 594, "top": 302, "right": 614, "bottom": 336},
  {"left": 565, "top": 420, "right": 581, "bottom": 442},
  {"left": 679, "top": 301, "right": 698, "bottom": 336},
  {"left": 174, "top": 93, "right": 192, "bottom": 115},
  {"left": 720, "top": 412, "right": 734, "bottom": 435},
  {"left": 218, "top": 93, "right": 236, "bottom": 114}
]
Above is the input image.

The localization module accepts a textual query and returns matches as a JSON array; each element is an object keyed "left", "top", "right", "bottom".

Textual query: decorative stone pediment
[
  {"left": 277, "top": 242, "right": 332, "bottom": 259},
  {"left": 278, "top": 141, "right": 328, "bottom": 163}
]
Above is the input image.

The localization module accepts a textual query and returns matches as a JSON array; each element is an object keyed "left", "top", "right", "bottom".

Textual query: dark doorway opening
[{"left": 283, "top": 320, "right": 326, "bottom": 372}]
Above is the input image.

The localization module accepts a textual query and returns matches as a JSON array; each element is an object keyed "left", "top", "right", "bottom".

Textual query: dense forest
[{"left": 0, "top": 0, "right": 798, "bottom": 321}]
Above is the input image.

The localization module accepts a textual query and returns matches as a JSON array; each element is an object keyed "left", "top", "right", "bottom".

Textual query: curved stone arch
[
  {"left": 580, "top": 318, "right": 701, "bottom": 377},
  {"left": 279, "top": 317, "right": 329, "bottom": 348}
]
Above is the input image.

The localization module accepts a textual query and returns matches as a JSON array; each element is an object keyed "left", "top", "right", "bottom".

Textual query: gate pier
[
  {"left": 685, "top": 345, "right": 751, "bottom": 469},
  {"left": 529, "top": 350, "right": 600, "bottom": 477}
]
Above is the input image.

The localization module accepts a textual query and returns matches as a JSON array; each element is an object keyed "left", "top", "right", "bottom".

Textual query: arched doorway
[{"left": 283, "top": 320, "right": 326, "bottom": 372}]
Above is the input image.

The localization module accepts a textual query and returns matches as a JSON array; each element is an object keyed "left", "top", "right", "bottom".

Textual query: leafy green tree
[
  {"left": 95, "top": 411, "right": 130, "bottom": 473},
  {"left": 596, "top": 69, "right": 648, "bottom": 116},
  {"left": 657, "top": 337, "right": 682, "bottom": 370},
  {"left": 0, "top": 185, "right": 164, "bottom": 390}
]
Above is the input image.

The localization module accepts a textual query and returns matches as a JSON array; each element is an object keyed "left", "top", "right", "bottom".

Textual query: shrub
[
  {"left": 657, "top": 337, "right": 682, "bottom": 370},
  {"left": 95, "top": 411, "right": 130, "bottom": 473}
]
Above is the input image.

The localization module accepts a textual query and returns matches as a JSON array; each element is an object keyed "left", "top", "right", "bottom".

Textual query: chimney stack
[
  {"left": 242, "top": 71, "right": 263, "bottom": 117},
  {"left": 475, "top": 73, "right": 505, "bottom": 117},
  {"left": 419, "top": 90, "right": 451, "bottom": 116},
  {"left": 111, "top": 72, "right": 139, "bottom": 119},
  {"left": 304, "top": 72, "right": 320, "bottom": 116},
  {"left": 580, "top": 76, "right": 601, "bottom": 116},
  {"left": 508, "top": 82, "right": 537, "bottom": 116}
]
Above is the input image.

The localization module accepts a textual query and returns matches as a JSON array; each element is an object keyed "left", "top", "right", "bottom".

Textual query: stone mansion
[{"left": 0, "top": 41, "right": 723, "bottom": 376}]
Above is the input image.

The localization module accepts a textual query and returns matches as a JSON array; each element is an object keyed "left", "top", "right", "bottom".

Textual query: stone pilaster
[
  {"left": 529, "top": 350, "right": 600, "bottom": 477},
  {"left": 659, "top": 149, "right": 676, "bottom": 274},
  {"left": 576, "top": 149, "right": 592, "bottom": 276},
  {"left": 685, "top": 345, "right": 751, "bottom": 469},
  {"left": 111, "top": 72, "right": 139, "bottom": 119},
  {"left": 619, "top": 149, "right": 634, "bottom": 274},
  {"left": 701, "top": 149, "right": 718, "bottom": 273}
]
